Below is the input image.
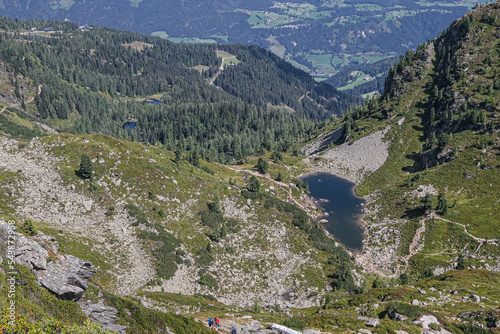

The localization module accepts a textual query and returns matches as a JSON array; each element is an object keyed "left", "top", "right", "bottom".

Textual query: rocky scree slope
[{"left": 0, "top": 130, "right": 337, "bottom": 310}]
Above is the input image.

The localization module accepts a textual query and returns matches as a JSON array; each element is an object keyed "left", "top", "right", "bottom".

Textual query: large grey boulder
[
  {"left": 37, "top": 262, "right": 88, "bottom": 301},
  {"left": 271, "top": 323, "right": 302, "bottom": 334}
]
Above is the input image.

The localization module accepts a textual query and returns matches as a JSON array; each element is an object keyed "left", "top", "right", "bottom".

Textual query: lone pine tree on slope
[{"left": 78, "top": 153, "right": 93, "bottom": 180}]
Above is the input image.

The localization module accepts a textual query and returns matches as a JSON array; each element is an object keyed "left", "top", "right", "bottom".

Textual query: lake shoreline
[{"left": 300, "top": 172, "right": 366, "bottom": 250}]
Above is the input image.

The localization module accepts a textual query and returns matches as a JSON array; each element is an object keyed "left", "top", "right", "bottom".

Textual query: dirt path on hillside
[
  {"left": 24, "top": 85, "right": 41, "bottom": 104},
  {"left": 399, "top": 216, "right": 427, "bottom": 273},
  {"left": 209, "top": 62, "right": 224, "bottom": 85},
  {"left": 224, "top": 165, "right": 303, "bottom": 207},
  {"left": 430, "top": 212, "right": 498, "bottom": 244},
  {"left": 0, "top": 84, "right": 40, "bottom": 114},
  {"left": 360, "top": 212, "right": 500, "bottom": 279}
]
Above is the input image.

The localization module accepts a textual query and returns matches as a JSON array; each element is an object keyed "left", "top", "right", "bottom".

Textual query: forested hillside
[
  {"left": 325, "top": 56, "right": 397, "bottom": 97},
  {"left": 0, "top": 17, "right": 357, "bottom": 163},
  {"left": 0, "top": 0, "right": 487, "bottom": 85}
]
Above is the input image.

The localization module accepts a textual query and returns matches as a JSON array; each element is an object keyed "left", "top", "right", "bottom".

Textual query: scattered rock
[
  {"left": 471, "top": 294, "right": 481, "bottom": 303},
  {"left": 271, "top": 323, "right": 301, "bottom": 334},
  {"left": 303, "top": 329, "right": 321, "bottom": 334},
  {"left": 413, "top": 315, "right": 451, "bottom": 334},
  {"left": 366, "top": 318, "right": 379, "bottom": 327},
  {"left": 79, "top": 299, "right": 127, "bottom": 334},
  {"left": 82, "top": 200, "right": 93, "bottom": 211},
  {"left": 358, "top": 329, "right": 372, "bottom": 334},
  {"left": 357, "top": 316, "right": 379, "bottom": 327},
  {"left": 389, "top": 311, "right": 408, "bottom": 321}
]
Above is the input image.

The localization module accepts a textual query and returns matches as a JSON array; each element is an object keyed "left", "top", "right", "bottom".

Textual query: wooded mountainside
[{"left": 0, "top": 17, "right": 358, "bottom": 163}]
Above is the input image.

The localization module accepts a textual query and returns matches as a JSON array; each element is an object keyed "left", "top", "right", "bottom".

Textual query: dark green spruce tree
[{"left": 77, "top": 154, "right": 93, "bottom": 180}]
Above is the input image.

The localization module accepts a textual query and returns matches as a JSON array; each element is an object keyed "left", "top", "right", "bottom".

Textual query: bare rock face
[
  {"left": 1, "top": 223, "right": 127, "bottom": 332},
  {"left": 60, "top": 254, "right": 96, "bottom": 280},
  {"left": 308, "top": 128, "right": 390, "bottom": 185},
  {"left": 0, "top": 225, "right": 94, "bottom": 301},
  {"left": 14, "top": 234, "right": 49, "bottom": 270},
  {"left": 78, "top": 299, "right": 127, "bottom": 334},
  {"left": 37, "top": 262, "right": 88, "bottom": 301}
]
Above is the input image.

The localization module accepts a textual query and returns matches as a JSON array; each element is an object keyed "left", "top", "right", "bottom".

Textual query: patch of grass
[
  {"left": 83, "top": 284, "right": 100, "bottom": 303},
  {"left": 103, "top": 291, "right": 212, "bottom": 333},
  {"left": 0, "top": 112, "right": 44, "bottom": 141}
]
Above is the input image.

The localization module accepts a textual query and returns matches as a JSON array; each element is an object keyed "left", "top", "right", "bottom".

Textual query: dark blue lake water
[
  {"left": 301, "top": 172, "right": 365, "bottom": 250},
  {"left": 124, "top": 121, "right": 136, "bottom": 130}
]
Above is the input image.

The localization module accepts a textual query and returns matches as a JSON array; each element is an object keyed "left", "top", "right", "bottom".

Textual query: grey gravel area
[{"left": 308, "top": 127, "right": 390, "bottom": 185}]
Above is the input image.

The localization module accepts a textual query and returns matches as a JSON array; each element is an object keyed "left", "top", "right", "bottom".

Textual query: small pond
[{"left": 301, "top": 172, "right": 365, "bottom": 250}]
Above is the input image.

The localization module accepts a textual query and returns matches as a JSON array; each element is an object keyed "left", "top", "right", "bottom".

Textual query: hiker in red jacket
[{"left": 215, "top": 317, "right": 220, "bottom": 329}]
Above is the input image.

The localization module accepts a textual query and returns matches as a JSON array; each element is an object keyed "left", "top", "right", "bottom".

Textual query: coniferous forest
[{"left": 0, "top": 17, "right": 359, "bottom": 163}]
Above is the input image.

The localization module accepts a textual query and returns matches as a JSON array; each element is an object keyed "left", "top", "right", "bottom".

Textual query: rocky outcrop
[
  {"left": 13, "top": 232, "right": 49, "bottom": 270},
  {"left": 0, "top": 223, "right": 126, "bottom": 332},
  {"left": 412, "top": 315, "right": 451, "bottom": 334},
  {"left": 389, "top": 311, "right": 409, "bottom": 321},
  {"left": 0, "top": 224, "right": 93, "bottom": 301},
  {"left": 78, "top": 299, "right": 127, "bottom": 334},
  {"left": 301, "top": 128, "right": 344, "bottom": 156},
  {"left": 271, "top": 323, "right": 302, "bottom": 334}
]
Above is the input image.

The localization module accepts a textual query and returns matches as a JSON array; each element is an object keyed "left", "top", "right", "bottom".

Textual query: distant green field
[
  {"left": 211, "top": 35, "right": 229, "bottom": 42},
  {"left": 361, "top": 91, "right": 379, "bottom": 99},
  {"left": 50, "top": 0, "right": 75, "bottom": 10},
  {"left": 321, "top": 0, "right": 350, "bottom": 8},
  {"left": 248, "top": 12, "right": 295, "bottom": 28},
  {"left": 269, "top": 38, "right": 286, "bottom": 57},
  {"left": 130, "top": 0, "right": 143, "bottom": 7},
  {"left": 151, "top": 31, "right": 217, "bottom": 44},
  {"left": 354, "top": 4, "right": 382, "bottom": 11},
  {"left": 169, "top": 37, "right": 217, "bottom": 44},
  {"left": 306, "top": 53, "right": 336, "bottom": 74},
  {"left": 338, "top": 71, "right": 374, "bottom": 91},
  {"left": 330, "top": 55, "right": 349, "bottom": 67},
  {"left": 151, "top": 31, "right": 169, "bottom": 39},
  {"left": 385, "top": 10, "right": 423, "bottom": 21},
  {"left": 216, "top": 50, "right": 240, "bottom": 66},
  {"left": 284, "top": 58, "right": 310, "bottom": 72},
  {"left": 326, "top": 15, "right": 367, "bottom": 27}
]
